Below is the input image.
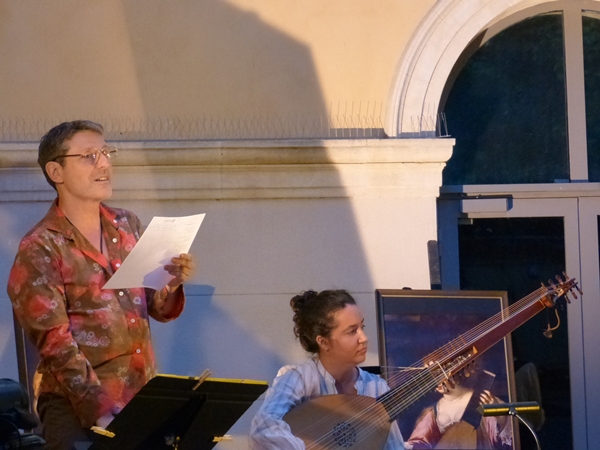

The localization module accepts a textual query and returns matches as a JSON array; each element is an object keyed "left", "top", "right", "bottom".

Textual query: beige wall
[
  {"left": 0, "top": 138, "right": 453, "bottom": 447},
  {"left": 0, "top": 0, "right": 433, "bottom": 133}
]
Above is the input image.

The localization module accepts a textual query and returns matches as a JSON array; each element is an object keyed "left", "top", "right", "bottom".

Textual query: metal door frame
[{"left": 437, "top": 185, "right": 600, "bottom": 449}]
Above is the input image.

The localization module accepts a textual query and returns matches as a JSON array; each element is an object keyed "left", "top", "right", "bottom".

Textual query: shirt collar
[
  {"left": 315, "top": 358, "right": 335, "bottom": 384},
  {"left": 314, "top": 357, "right": 364, "bottom": 392},
  {"left": 99, "top": 203, "right": 120, "bottom": 230},
  {"left": 44, "top": 198, "right": 121, "bottom": 239}
]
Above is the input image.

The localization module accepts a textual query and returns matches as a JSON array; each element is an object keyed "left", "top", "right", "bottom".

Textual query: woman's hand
[
  {"left": 479, "top": 390, "right": 508, "bottom": 428},
  {"left": 479, "top": 389, "right": 501, "bottom": 405}
]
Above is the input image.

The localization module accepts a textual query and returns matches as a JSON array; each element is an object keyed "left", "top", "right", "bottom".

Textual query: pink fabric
[{"left": 406, "top": 406, "right": 512, "bottom": 449}]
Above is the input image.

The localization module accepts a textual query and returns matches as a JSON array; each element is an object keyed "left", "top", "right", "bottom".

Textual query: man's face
[{"left": 48, "top": 130, "right": 114, "bottom": 205}]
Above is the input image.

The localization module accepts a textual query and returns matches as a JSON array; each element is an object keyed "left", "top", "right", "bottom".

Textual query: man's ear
[{"left": 45, "top": 161, "right": 64, "bottom": 185}]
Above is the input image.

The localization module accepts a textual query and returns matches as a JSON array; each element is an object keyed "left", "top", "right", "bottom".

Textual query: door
[{"left": 438, "top": 195, "right": 594, "bottom": 449}]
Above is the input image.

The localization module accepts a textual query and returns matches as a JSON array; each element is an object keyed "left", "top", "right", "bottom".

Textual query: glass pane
[
  {"left": 458, "top": 217, "right": 572, "bottom": 449},
  {"left": 583, "top": 13, "right": 600, "bottom": 181},
  {"left": 443, "top": 14, "right": 569, "bottom": 185}
]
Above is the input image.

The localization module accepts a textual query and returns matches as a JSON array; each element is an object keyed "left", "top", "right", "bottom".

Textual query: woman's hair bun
[
  {"left": 289, "top": 289, "right": 356, "bottom": 353},
  {"left": 290, "top": 289, "right": 318, "bottom": 313}
]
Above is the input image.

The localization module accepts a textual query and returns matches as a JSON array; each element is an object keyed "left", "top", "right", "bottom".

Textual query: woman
[
  {"left": 249, "top": 289, "right": 404, "bottom": 449},
  {"left": 405, "top": 373, "right": 512, "bottom": 449}
]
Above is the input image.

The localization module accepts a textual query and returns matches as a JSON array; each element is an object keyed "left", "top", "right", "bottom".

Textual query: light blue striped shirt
[{"left": 249, "top": 358, "right": 404, "bottom": 449}]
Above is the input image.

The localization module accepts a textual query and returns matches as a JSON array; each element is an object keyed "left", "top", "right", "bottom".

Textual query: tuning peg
[{"left": 556, "top": 274, "right": 564, "bottom": 283}]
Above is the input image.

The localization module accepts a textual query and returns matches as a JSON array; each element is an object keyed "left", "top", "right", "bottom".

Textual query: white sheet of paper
[{"left": 103, "top": 213, "right": 205, "bottom": 290}]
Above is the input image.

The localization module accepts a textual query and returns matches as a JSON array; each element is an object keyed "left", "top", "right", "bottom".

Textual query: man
[{"left": 7, "top": 121, "right": 195, "bottom": 449}]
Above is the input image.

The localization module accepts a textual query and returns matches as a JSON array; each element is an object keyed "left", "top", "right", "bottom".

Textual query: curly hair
[{"left": 290, "top": 289, "right": 356, "bottom": 353}]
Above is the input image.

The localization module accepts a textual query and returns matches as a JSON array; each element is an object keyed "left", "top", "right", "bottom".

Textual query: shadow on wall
[
  {"left": 0, "top": 5, "right": 404, "bottom": 449},
  {"left": 119, "top": 0, "right": 328, "bottom": 123},
  {"left": 153, "top": 285, "right": 291, "bottom": 381},
  {"left": 0, "top": 0, "right": 381, "bottom": 403},
  {"left": 114, "top": 197, "right": 379, "bottom": 378},
  {"left": 0, "top": 202, "right": 54, "bottom": 380},
  {"left": 0, "top": 0, "right": 335, "bottom": 138},
  {"left": 110, "top": 0, "right": 378, "bottom": 390}
]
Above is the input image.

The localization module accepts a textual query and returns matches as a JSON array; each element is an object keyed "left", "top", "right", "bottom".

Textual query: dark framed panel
[{"left": 375, "top": 289, "right": 517, "bottom": 449}]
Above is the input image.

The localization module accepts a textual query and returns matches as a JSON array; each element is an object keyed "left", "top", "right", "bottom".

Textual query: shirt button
[
  {"left": 135, "top": 349, "right": 141, "bottom": 354},
  {"left": 112, "top": 238, "right": 118, "bottom": 243},
  {"left": 115, "top": 263, "right": 121, "bottom": 268},
  {"left": 119, "top": 291, "right": 124, "bottom": 296},
  {"left": 130, "top": 318, "right": 136, "bottom": 324}
]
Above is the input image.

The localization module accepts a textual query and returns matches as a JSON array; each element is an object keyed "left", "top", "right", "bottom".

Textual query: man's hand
[{"left": 164, "top": 253, "right": 195, "bottom": 293}]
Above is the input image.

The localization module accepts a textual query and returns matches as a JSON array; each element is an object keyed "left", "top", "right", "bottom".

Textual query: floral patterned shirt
[{"left": 7, "top": 200, "right": 185, "bottom": 428}]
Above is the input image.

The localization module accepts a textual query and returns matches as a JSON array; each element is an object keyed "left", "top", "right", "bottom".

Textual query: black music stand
[{"left": 89, "top": 373, "right": 268, "bottom": 450}]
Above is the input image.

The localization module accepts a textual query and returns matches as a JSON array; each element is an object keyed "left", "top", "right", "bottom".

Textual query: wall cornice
[{"left": 0, "top": 138, "right": 454, "bottom": 201}]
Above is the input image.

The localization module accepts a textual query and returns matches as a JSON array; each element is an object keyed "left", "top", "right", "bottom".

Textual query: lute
[{"left": 284, "top": 275, "right": 581, "bottom": 450}]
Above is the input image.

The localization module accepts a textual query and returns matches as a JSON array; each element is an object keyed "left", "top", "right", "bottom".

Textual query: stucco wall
[
  {"left": 0, "top": 138, "right": 453, "bottom": 447},
  {"left": 0, "top": 2, "right": 452, "bottom": 445},
  {"left": 0, "top": 0, "right": 433, "bottom": 133}
]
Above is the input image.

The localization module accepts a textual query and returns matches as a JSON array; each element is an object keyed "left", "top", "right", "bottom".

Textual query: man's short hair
[{"left": 38, "top": 120, "right": 104, "bottom": 190}]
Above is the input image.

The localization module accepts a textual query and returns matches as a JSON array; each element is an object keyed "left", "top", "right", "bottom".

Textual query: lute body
[{"left": 284, "top": 395, "right": 390, "bottom": 450}]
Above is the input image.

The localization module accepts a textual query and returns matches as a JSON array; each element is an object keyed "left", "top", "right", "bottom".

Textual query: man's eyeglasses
[{"left": 53, "top": 146, "right": 118, "bottom": 165}]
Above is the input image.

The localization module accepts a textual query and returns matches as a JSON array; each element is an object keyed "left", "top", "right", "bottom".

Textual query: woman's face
[{"left": 319, "top": 304, "right": 368, "bottom": 366}]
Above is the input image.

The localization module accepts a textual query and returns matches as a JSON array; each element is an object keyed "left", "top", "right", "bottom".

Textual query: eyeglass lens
[{"left": 87, "top": 147, "right": 117, "bottom": 163}]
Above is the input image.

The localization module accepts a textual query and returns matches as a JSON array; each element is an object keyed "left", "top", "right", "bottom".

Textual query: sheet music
[{"left": 103, "top": 213, "right": 205, "bottom": 290}]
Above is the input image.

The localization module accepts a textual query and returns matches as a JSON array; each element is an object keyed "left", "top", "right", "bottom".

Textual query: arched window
[
  {"left": 584, "top": 11, "right": 600, "bottom": 181},
  {"left": 442, "top": 5, "right": 598, "bottom": 186}
]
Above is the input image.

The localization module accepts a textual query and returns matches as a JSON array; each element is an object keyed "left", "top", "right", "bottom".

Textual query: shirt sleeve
[
  {"left": 249, "top": 369, "right": 308, "bottom": 450},
  {"left": 481, "top": 415, "right": 513, "bottom": 448},
  {"left": 146, "top": 285, "right": 186, "bottom": 322},
  {"left": 7, "top": 236, "right": 114, "bottom": 428}
]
